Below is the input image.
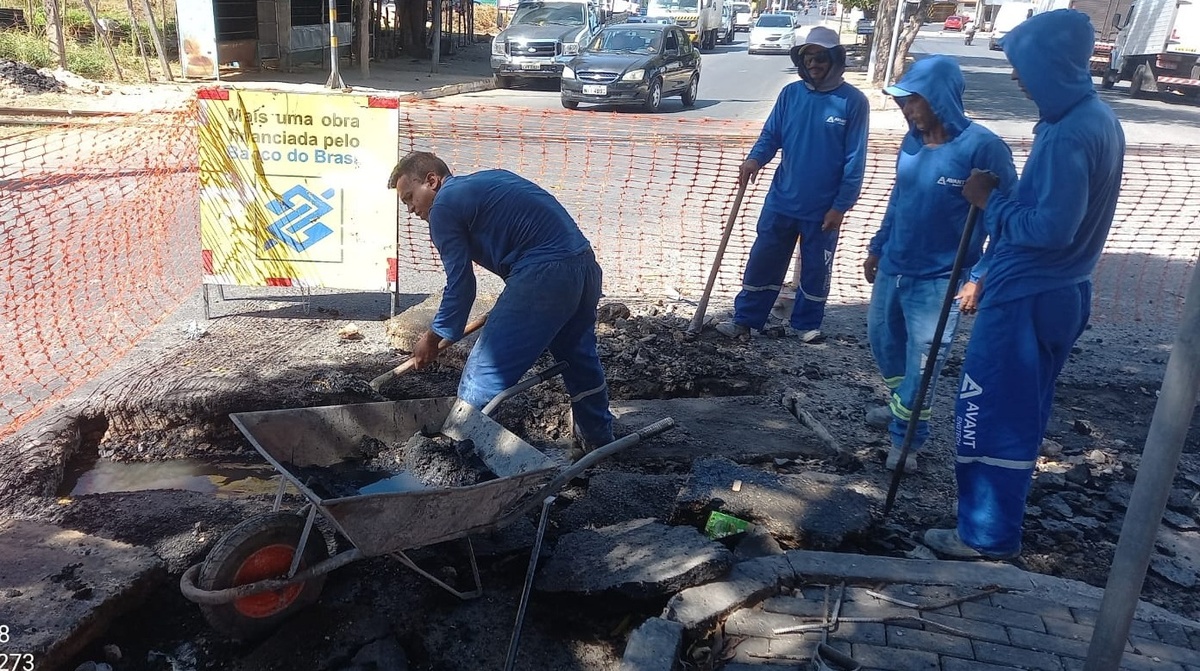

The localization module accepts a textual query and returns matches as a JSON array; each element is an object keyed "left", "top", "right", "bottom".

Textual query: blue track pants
[
  {"left": 458, "top": 250, "right": 614, "bottom": 446},
  {"left": 732, "top": 210, "right": 838, "bottom": 331},
  {"left": 867, "top": 272, "right": 962, "bottom": 452},
  {"left": 955, "top": 282, "right": 1091, "bottom": 556}
]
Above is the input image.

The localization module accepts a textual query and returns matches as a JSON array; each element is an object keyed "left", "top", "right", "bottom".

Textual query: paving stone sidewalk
[{"left": 643, "top": 551, "right": 1200, "bottom": 671}]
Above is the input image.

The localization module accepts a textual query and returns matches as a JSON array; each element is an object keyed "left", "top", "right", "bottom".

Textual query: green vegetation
[{"left": 0, "top": 0, "right": 179, "bottom": 82}]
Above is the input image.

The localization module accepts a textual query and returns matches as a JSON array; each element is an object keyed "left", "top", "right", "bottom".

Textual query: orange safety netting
[{"left": 3, "top": 99, "right": 1198, "bottom": 440}]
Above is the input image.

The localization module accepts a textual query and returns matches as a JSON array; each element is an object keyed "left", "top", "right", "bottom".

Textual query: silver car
[{"left": 748, "top": 13, "right": 797, "bottom": 54}]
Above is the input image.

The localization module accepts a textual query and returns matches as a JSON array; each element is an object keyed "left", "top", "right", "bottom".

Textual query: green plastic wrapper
[{"left": 704, "top": 511, "right": 750, "bottom": 539}]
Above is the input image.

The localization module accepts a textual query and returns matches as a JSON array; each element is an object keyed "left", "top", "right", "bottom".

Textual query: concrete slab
[
  {"left": 610, "top": 397, "right": 832, "bottom": 462},
  {"left": 663, "top": 555, "right": 793, "bottom": 630},
  {"left": 619, "top": 617, "right": 684, "bottom": 671},
  {"left": 676, "top": 458, "right": 873, "bottom": 548},
  {"left": 536, "top": 519, "right": 733, "bottom": 598},
  {"left": 0, "top": 519, "right": 164, "bottom": 671}
]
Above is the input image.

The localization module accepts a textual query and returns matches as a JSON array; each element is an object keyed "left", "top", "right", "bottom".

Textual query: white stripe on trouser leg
[
  {"left": 955, "top": 455, "right": 1038, "bottom": 470},
  {"left": 570, "top": 383, "right": 607, "bottom": 403},
  {"left": 742, "top": 284, "right": 782, "bottom": 292},
  {"left": 800, "top": 288, "right": 827, "bottom": 302}
]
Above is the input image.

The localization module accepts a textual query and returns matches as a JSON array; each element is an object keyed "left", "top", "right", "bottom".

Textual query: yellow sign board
[{"left": 198, "top": 87, "right": 400, "bottom": 291}]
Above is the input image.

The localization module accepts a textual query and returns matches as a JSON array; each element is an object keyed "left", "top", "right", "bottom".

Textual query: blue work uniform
[
  {"left": 732, "top": 56, "right": 869, "bottom": 331},
  {"left": 867, "top": 56, "right": 1017, "bottom": 455},
  {"left": 428, "top": 169, "right": 614, "bottom": 447},
  {"left": 954, "top": 9, "right": 1125, "bottom": 557}
]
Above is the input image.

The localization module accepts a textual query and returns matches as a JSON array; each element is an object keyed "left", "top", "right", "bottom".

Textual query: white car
[{"left": 748, "top": 13, "right": 797, "bottom": 54}]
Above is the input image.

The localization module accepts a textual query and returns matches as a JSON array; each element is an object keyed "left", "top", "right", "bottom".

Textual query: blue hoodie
[
  {"left": 979, "top": 9, "right": 1125, "bottom": 307},
  {"left": 428, "top": 169, "right": 592, "bottom": 340},
  {"left": 867, "top": 56, "right": 1017, "bottom": 279},
  {"left": 748, "top": 73, "right": 869, "bottom": 221}
]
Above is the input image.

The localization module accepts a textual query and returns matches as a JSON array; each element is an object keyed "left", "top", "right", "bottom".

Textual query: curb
[{"left": 409, "top": 77, "right": 495, "bottom": 100}]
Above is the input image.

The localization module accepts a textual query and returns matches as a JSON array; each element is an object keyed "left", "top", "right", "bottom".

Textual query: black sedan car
[{"left": 560, "top": 23, "right": 701, "bottom": 112}]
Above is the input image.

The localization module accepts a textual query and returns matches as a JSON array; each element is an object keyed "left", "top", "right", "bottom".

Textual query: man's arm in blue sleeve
[
  {"left": 986, "top": 134, "right": 1089, "bottom": 249},
  {"left": 833, "top": 93, "right": 870, "bottom": 212},
  {"left": 429, "top": 203, "right": 477, "bottom": 341},
  {"left": 970, "top": 137, "right": 1018, "bottom": 281},
  {"left": 747, "top": 89, "right": 785, "bottom": 165}
]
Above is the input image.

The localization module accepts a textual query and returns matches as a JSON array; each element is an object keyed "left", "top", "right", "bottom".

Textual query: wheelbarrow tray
[{"left": 229, "top": 397, "right": 558, "bottom": 557}]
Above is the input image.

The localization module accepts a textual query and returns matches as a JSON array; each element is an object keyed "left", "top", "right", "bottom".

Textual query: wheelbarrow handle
[
  {"left": 484, "top": 417, "right": 677, "bottom": 532},
  {"left": 369, "top": 313, "right": 489, "bottom": 391},
  {"left": 481, "top": 360, "right": 570, "bottom": 416}
]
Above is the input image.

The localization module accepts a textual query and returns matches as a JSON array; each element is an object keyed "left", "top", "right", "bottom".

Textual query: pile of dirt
[
  {"left": 0, "top": 59, "right": 66, "bottom": 93},
  {"left": 367, "top": 432, "right": 496, "bottom": 489}
]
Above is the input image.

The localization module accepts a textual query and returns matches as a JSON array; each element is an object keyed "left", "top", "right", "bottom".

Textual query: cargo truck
[{"left": 1102, "top": 0, "right": 1200, "bottom": 98}]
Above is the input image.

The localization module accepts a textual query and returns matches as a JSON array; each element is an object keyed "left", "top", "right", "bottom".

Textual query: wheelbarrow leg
[
  {"left": 504, "top": 495, "right": 555, "bottom": 671},
  {"left": 390, "top": 537, "right": 482, "bottom": 600}
]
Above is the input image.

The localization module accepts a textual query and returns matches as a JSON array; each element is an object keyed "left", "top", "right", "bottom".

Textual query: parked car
[
  {"left": 627, "top": 14, "right": 675, "bottom": 23},
  {"left": 778, "top": 9, "right": 799, "bottom": 25},
  {"left": 748, "top": 13, "right": 797, "bottom": 54},
  {"left": 560, "top": 23, "right": 701, "bottom": 112},
  {"left": 943, "top": 14, "right": 971, "bottom": 31}
]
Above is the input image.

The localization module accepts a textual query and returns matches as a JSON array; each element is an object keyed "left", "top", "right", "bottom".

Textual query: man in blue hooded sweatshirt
[
  {"left": 715, "top": 26, "right": 869, "bottom": 344},
  {"left": 389, "top": 151, "right": 615, "bottom": 453},
  {"left": 864, "top": 55, "right": 1017, "bottom": 474},
  {"left": 924, "top": 9, "right": 1125, "bottom": 560}
]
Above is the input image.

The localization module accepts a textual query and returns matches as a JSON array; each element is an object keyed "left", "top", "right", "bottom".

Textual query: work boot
[
  {"left": 885, "top": 446, "right": 919, "bottom": 473},
  {"left": 923, "top": 528, "right": 1019, "bottom": 561},
  {"left": 865, "top": 405, "right": 893, "bottom": 428},
  {"left": 798, "top": 329, "right": 822, "bottom": 343},
  {"left": 715, "top": 321, "right": 750, "bottom": 338},
  {"left": 572, "top": 424, "right": 614, "bottom": 456}
]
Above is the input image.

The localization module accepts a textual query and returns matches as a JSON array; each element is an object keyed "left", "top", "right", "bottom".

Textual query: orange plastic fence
[{"left": 2, "top": 99, "right": 1198, "bottom": 440}]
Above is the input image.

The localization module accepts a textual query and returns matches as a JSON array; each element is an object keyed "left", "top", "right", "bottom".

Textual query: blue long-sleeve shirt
[
  {"left": 867, "top": 56, "right": 1017, "bottom": 280},
  {"left": 980, "top": 9, "right": 1125, "bottom": 307},
  {"left": 427, "top": 170, "right": 592, "bottom": 340},
  {"left": 748, "top": 79, "right": 870, "bottom": 220}
]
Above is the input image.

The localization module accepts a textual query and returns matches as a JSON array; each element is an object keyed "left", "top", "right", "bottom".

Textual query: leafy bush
[{"left": 0, "top": 30, "right": 57, "bottom": 68}]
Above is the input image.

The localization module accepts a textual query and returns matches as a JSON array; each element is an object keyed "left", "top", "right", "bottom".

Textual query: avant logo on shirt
[
  {"left": 937, "top": 175, "right": 967, "bottom": 188},
  {"left": 959, "top": 374, "right": 984, "bottom": 399},
  {"left": 824, "top": 115, "right": 847, "bottom": 126}
]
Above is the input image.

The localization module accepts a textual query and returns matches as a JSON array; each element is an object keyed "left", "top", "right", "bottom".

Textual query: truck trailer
[{"left": 1102, "top": 0, "right": 1200, "bottom": 98}]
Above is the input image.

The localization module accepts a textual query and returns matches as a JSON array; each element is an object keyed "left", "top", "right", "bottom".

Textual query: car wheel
[
  {"left": 681, "top": 74, "right": 699, "bottom": 107},
  {"left": 561, "top": 97, "right": 579, "bottom": 109},
  {"left": 494, "top": 74, "right": 512, "bottom": 89},
  {"left": 1100, "top": 71, "right": 1117, "bottom": 90},
  {"left": 643, "top": 77, "right": 663, "bottom": 113}
]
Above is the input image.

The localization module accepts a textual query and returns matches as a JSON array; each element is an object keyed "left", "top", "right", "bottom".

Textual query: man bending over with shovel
[
  {"left": 864, "top": 55, "right": 1017, "bottom": 474},
  {"left": 388, "top": 151, "right": 615, "bottom": 453}
]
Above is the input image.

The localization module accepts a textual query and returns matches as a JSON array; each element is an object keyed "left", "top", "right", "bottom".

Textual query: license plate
[
  {"left": 520, "top": 62, "right": 541, "bottom": 70},
  {"left": 582, "top": 84, "right": 607, "bottom": 95}
]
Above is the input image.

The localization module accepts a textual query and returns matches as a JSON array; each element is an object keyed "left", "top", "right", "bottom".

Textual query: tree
[
  {"left": 868, "top": 0, "right": 933, "bottom": 87},
  {"left": 397, "top": 0, "right": 430, "bottom": 58}
]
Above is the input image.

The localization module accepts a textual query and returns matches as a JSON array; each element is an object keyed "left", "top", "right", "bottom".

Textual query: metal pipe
[
  {"left": 504, "top": 495, "right": 556, "bottom": 671},
  {"left": 1085, "top": 256, "right": 1200, "bottom": 670},
  {"left": 883, "top": 0, "right": 907, "bottom": 86}
]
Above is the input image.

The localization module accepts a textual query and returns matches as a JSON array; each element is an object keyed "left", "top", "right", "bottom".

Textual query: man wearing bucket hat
[
  {"left": 715, "top": 26, "right": 868, "bottom": 344},
  {"left": 923, "top": 9, "right": 1125, "bottom": 560},
  {"left": 864, "top": 55, "right": 1017, "bottom": 474}
]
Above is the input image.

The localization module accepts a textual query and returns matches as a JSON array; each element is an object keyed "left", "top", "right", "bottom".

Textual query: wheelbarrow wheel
[{"left": 197, "top": 512, "right": 329, "bottom": 640}]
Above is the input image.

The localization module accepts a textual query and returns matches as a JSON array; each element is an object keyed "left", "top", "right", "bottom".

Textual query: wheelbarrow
[{"left": 180, "top": 362, "right": 676, "bottom": 639}]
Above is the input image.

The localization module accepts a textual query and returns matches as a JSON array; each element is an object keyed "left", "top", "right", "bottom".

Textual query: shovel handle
[{"left": 369, "top": 313, "right": 489, "bottom": 391}]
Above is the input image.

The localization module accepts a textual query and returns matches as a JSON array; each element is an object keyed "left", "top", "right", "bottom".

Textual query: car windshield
[
  {"left": 588, "top": 27, "right": 662, "bottom": 53},
  {"left": 511, "top": 1, "right": 586, "bottom": 26},
  {"left": 755, "top": 14, "right": 791, "bottom": 27},
  {"left": 647, "top": 0, "right": 698, "bottom": 13},
  {"left": 733, "top": 3, "right": 751, "bottom": 11}
]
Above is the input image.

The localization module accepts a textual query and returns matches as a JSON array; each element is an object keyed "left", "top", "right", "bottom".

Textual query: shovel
[{"left": 368, "top": 312, "right": 489, "bottom": 392}]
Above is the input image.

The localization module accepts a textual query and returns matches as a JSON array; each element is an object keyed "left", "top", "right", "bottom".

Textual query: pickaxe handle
[{"left": 368, "top": 313, "right": 489, "bottom": 391}]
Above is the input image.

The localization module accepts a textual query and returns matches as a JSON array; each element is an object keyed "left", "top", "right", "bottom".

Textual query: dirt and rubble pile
[
  {"left": 0, "top": 59, "right": 66, "bottom": 93},
  {"left": 364, "top": 432, "right": 496, "bottom": 489}
]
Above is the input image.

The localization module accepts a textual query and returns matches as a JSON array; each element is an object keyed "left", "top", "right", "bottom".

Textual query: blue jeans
[
  {"left": 732, "top": 210, "right": 838, "bottom": 331},
  {"left": 458, "top": 250, "right": 614, "bottom": 446},
  {"left": 955, "top": 282, "right": 1091, "bottom": 557},
  {"left": 867, "top": 272, "right": 962, "bottom": 452}
]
